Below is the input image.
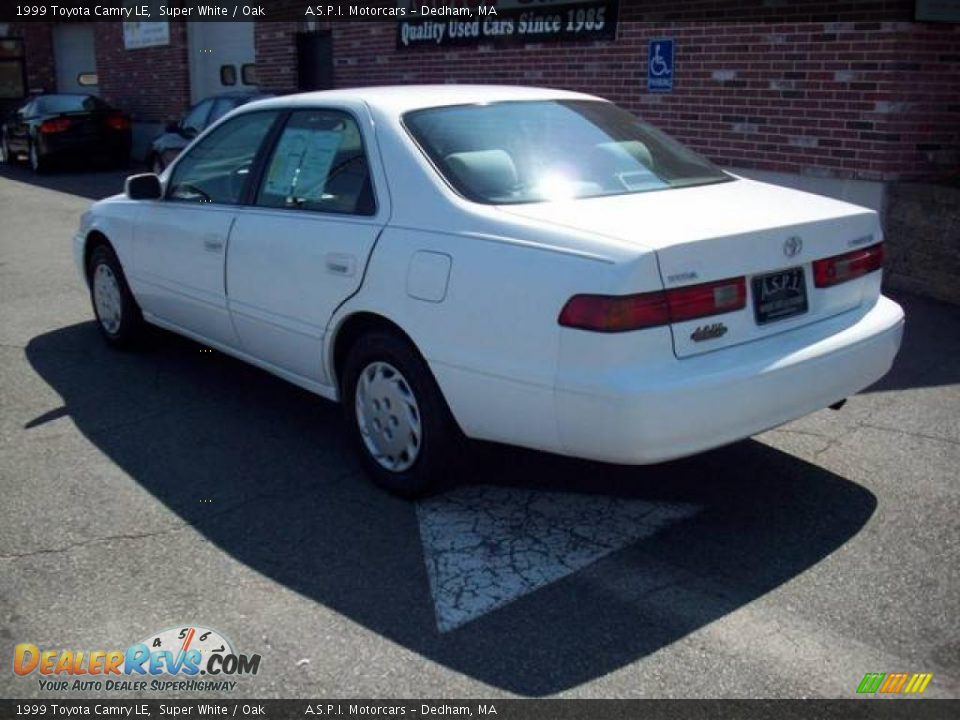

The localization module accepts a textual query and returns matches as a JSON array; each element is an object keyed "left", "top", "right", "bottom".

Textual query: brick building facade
[
  {"left": 2, "top": 3, "right": 958, "bottom": 301},
  {"left": 254, "top": 15, "right": 960, "bottom": 185}
]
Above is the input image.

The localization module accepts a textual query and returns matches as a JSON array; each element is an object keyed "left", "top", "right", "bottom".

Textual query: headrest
[
  {"left": 445, "top": 149, "right": 518, "bottom": 198},
  {"left": 595, "top": 141, "right": 654, "bottom": 169}
]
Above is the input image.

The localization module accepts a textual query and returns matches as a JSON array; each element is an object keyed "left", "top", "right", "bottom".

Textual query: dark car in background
[
  {"left": 146, "top": 91, "right": 273, "bottom": 173},
  {"left": 0, "top": 94, "right": 131, "bottom": 173}
]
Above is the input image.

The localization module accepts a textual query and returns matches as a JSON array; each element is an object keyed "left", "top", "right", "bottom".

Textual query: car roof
[{"left": 242, "top": 85, "right": 602, "bottom": 117}]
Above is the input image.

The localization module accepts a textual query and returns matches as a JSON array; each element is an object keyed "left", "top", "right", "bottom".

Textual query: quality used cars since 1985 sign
[{"left": 397, "top": 0, "right": 619, "bottom": 47}]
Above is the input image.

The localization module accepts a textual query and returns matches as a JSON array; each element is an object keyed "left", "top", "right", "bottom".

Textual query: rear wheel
[
  {"left": 341, "top": 331, "right": 462, "bottom": 497},
  {"left": 87, "top": 244, "right": 144, "bottom": 348}
]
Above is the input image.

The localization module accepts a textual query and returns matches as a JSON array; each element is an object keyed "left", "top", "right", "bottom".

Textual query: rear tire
[
  {"left": 87, "top": 244, "right": 144, "bottom": 349},
  {"left": 341, "top": 331, "right": 462, "bottom": 498}
]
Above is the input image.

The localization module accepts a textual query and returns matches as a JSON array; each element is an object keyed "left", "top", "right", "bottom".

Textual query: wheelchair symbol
[{"left": 650, "top": 43, "right": 671, "bottom": 77}]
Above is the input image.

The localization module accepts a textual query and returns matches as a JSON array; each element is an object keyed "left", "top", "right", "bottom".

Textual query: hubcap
[
  {"left": 93, "top": 263, "right": 123, "bottom": 335},
  {"left": 355, "top": 361, "right": 422, "bottom": 472}
]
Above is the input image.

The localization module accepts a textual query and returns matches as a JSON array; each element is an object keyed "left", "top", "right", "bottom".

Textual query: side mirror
[{"left": 125, "top": 173, "right": 163, "bottom": 200}]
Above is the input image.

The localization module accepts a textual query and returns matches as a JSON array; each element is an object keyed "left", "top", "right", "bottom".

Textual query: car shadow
[
  {"left": 0, "top": 161, "right": 140, "bottom": 201},
  {"left": 25, "top": 322, "right": 877, "bottom": 696}
]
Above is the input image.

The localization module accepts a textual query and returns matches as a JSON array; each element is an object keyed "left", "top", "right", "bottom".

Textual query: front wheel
[
  {"left": 341, "top": 331, "right": 462, "bottom": 497},
  {"left": 87, "top": 244, "right": 144, "bottom": 348}
]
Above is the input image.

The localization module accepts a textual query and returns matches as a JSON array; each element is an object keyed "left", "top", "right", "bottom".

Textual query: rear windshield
[
  {"left": 403, "top": 100, "right": 731, "bottom": 204},
  {"left": 35, "top": 95, "right": 107, "bottom": 114}
]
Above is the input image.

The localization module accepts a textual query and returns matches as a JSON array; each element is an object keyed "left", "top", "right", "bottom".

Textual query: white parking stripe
[{"left": 417, "top": 485, "right": 700, "bottom": 632}]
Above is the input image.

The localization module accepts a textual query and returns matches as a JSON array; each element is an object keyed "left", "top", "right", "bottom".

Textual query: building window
[
  {"left": 0, "top": 38, "right": 26, "bottom": 100},
  {"left": 241, "top": 63, "right": 257, "bottom": 85},
  {"left": 220, "top": 64, "right": 237, "bottom": 86},
  {"left": 77, "top": 72, "right": 99, "bottom": 87}
]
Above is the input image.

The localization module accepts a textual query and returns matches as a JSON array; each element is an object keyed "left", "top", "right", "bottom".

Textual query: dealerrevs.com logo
[{"left": 13, "top": 625, "right": 261, "bottom": 693}]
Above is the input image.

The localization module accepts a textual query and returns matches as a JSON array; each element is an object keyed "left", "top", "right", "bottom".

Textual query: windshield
[
  {"left": 404, "top": 100, "right": 731, "bottom": 204},
  {"left": 35, "top": 95, "right": 106, "bottom": 115}
]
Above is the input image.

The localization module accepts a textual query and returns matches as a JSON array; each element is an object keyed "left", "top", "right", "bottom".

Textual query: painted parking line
[{"left": 417, "top": 485, "right": 700, "bottom": 632}]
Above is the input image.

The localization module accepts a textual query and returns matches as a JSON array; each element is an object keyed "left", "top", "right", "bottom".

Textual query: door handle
[
  {"left": 203, "top": 238, "right": 224, "bottom": 252},
  {"left": 325, "top": 253, "right": 356, "bottom": 276}
]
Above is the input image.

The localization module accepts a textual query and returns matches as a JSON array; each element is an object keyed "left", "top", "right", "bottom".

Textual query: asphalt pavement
[{"left": 0, "top": 162, "right": 958, "bottom": 700}]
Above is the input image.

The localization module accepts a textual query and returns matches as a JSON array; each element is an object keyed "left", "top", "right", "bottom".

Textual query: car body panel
[{"left": 76, "top": 85, "right": 904, "bottom": 465}]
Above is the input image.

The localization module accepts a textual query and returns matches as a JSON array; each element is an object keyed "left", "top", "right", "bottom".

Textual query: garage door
[
  {"left": 53, "top": 24, "right": 98, "bottom": 94},
  {"left": 187, "top": 22, "right": 257, "bottom": 103}
]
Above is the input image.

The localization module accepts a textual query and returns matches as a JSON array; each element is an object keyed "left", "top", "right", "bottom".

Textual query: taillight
[
  {"left": 106, "top": 114, "right": 130, "bottom": 131},
  {"left": 39, "top": 117, "right": 72, "bottom": 133},
  {"left": 559, "top": 276, "right": 746, "bottom": 333},
  {"left": 665, "top": 276, "right": 746, "bottom": 323},
  {"left": 558, "top": 291, "right": 669, "bottom": 332},
  {"left": 813, "top": 243, "right": 884, "bottom": 288}
]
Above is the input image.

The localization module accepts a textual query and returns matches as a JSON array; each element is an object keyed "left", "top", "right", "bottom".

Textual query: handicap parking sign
[{"left": 648, "top": 38, "right": 674, "bottom": 93}]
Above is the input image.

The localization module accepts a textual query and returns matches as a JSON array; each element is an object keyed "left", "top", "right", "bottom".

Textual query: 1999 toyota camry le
[{"left": 74, "top": 85, "right": 905, "bottom": 496}]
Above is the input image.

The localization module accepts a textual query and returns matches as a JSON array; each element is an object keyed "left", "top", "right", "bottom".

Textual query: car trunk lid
[{"left": 498, "top": 177, "right": 882, "bottom": 357}]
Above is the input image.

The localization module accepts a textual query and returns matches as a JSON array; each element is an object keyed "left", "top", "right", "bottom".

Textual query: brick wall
[
  {"left": 254, "top": 22, "right": 299, "bottom": 92},
  {"left": 93, "top": 23, "right": 190, "bottom": 124},
  {"left": 330, "top": 15, "right": 960, "bottom": 183},
  {"left": 7, "top": 24, "right": 55, "bottom": 94}
]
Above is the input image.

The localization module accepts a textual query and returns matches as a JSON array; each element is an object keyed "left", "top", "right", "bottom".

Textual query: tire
[
  {"left": 28, "top": 140, "right": 47, "bottom": 174},
  {"left": 87, "top": 244, "right": 144, "bottom": 349},
  {"left": 341, "top": 331, "right": 462, "bottom": 498}
]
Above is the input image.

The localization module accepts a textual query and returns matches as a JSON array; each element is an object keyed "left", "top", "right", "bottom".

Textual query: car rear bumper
[
  {"left": 39, "top": 133, "right": 131, "bottom": 158},
  {"left": 554, "top": 294, "right": 904, "bottom": 464}
]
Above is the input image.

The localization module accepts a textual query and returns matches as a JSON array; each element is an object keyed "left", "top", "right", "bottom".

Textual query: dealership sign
[
  {"left": 397, "top": 0, "right": 619, "bottom": 48},
  {"left": 122, "top": 21, "right": 169, "bottom": 49}
]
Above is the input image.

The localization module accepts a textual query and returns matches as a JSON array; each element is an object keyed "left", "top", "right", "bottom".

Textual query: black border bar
[
  {"left": 0, "top": 0, "right": 948, "bottom": 24},
  {"left": 2, "top": 699, "right": 960, "bottom": 719}
]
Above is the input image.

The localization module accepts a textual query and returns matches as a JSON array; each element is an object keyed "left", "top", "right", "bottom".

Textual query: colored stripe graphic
[
  {"left": 882, "top": 673, "right": 909, "bottom": 693},
  {"left": 857, "top": 673, "right": 885, "bottom": 694},
  {"left": 858, "top": 672, "right": 933, "bottom": 694},
  {"left": 904, "top": 673, "right": 934, "bottom": 694}
]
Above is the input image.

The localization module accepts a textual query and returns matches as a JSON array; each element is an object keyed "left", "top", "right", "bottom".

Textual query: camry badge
[
  {"left": 783, "top": 236, "right": 803, "bottom": 258},
  {"left": 691, "top": 322, "right": 728, "bottom": 342}
]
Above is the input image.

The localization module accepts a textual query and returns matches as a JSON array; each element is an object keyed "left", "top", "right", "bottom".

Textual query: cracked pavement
[{"left": 1, "top": 164, "right": 958, "bottom": 699}]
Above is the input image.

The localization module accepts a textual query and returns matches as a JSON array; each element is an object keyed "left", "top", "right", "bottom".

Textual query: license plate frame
[{"left": 752, "top": 266, "right": 808, "bottom": 325}]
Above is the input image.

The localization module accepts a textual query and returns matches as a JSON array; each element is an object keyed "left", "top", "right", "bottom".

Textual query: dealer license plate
[{"left": 752, "top": 267, "right": 808, "bottom": 325}]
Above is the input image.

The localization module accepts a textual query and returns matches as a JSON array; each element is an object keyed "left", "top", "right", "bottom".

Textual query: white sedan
[{"left": 73, "top": 85, "right": 904, "bottom": 496}]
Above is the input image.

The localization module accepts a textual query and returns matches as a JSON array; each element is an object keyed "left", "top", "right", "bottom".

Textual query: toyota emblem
[{"left": 784, "top": 236, "right": 803, "bottom": 258}]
